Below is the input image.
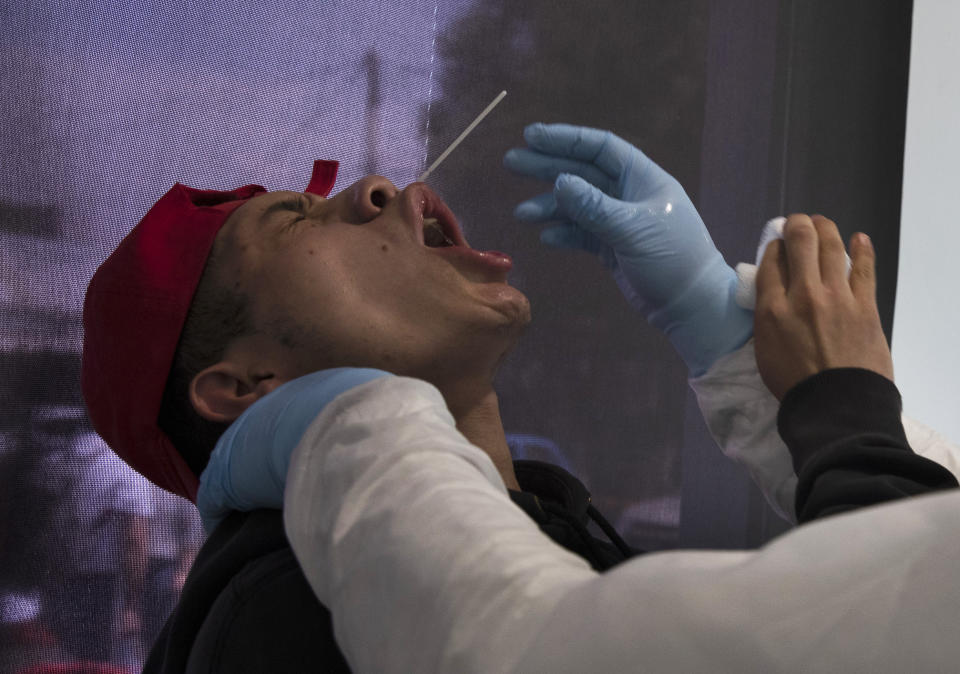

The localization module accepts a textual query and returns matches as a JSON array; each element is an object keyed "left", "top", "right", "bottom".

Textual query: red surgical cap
[{"left": 81, "top": 160, "right": 339, "bottom": 502}]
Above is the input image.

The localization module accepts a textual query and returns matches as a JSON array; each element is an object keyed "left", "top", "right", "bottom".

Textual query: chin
[
  {"left": 493, "top": 286, "right": 532, "bottom": 331},
  {"left": 425, "top": 322, "right": 524, "bottom": 386}
]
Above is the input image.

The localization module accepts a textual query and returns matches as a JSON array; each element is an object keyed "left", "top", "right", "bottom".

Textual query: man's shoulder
[{"left": 146, "top": 510, "right": 350, "bottom": 673}]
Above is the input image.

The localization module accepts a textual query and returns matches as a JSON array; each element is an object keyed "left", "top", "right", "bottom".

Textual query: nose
[{"left": 349, "top": 175, "right": 399, "bottom": 221}]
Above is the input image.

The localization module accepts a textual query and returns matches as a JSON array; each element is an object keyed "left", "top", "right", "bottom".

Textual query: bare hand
[{"left": 754, "top": 214, "right": 894, "bottom": 400}]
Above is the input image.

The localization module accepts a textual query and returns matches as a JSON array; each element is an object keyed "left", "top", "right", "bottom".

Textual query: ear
[{"left": 189, "top": 362, "right": 287, "bottom": 424}]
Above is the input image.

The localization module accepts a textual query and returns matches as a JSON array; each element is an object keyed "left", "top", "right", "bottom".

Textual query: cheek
[{"left": 281, "top": 237, "right": 462, "bottom": 328}]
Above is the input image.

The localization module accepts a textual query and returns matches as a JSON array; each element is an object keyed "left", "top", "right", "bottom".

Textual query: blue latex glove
[
  {"left": 504, "top": 123, "right": 753, "bottom": 376},
  {"left": 196, "top": 367, "right": 392, "bottom": 533}
]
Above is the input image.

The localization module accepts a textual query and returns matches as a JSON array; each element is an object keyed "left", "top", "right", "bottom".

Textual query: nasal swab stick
[{"left": 418, "top": 90, "right": 507, "bottom": 182}]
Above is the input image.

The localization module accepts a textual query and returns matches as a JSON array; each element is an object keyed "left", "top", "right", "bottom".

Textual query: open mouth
[
  {"left": 422, "top": 218, "right": 456, "bottom": 248},
  {"left": 416, "top": 187, "right": 469, "bottom": 249},
  {"left": 412, "top": 186, "right": 513, "bottom": 273}
]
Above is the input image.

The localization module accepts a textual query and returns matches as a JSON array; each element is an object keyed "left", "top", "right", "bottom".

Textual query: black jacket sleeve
[{"left": 777, "top": 368, "right": 959, "bottom": 524}]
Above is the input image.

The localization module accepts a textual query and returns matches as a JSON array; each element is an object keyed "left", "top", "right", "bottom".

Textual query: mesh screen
[{"left": 1, "top": 0, "right": 715, "bottom": 669}]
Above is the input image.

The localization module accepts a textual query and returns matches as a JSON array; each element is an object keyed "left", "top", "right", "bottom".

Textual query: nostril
[
  {"left": 353, "top": 177, "right": 397, "bottom": 218},
  {"left": 370, "top": 189, "right": 387, "bottom": 209}
]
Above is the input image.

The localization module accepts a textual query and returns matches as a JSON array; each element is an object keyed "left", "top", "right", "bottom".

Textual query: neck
[{"left": 442, "top": 384, "right": 519, "bottom": 491}]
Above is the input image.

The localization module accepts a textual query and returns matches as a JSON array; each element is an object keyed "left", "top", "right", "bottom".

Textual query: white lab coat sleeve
[
  {"left": 689, "top": 338, "right": 960, "bottom": 524},
  {"left": 688, "top": 338, "right": 799, "bottom": 522},
  {"left": 284, "top": 375, "right": 960, "bottom": 674},
  {"left": 283, "top": 376, "right": 594, "bottom": 673},
  {"left": 902, "top": 413, "right": 960, "bottom": 479}
]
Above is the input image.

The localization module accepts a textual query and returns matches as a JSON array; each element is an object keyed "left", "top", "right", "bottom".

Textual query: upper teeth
[{"left": 423, "top": 218, "right": 454, "bottom": 247}]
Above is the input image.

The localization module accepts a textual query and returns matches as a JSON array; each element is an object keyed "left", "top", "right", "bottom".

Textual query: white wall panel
[{"left": 893, "top": 0, "right": 960, "bottom": 444}]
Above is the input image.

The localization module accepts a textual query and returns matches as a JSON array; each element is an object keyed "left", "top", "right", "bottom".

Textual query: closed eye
[
  {"left": 261, "top": 193, "right": 311, "bottom": 228},
  {"left": 277, "top": 197, "right": 309, "bottom": 230}
]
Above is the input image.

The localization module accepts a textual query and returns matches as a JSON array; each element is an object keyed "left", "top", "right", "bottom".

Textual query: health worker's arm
[
  {"left": 690, "top": 338, "right": 960, "bottom": 523},
  {"left": 778, "top": 367, "right": 957, "bottom": 523},
  {"left": 761, "top": 216, "right": 958, "bottom": 519},
  {"left": 283, "top": 374, "right": 960, "bottom": 674},
  {"left": 691, "top": 214, "right": 960, "bottom": 522},
  {"left": 503, "top": 125, "right": 959, "bottom": 523}
]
